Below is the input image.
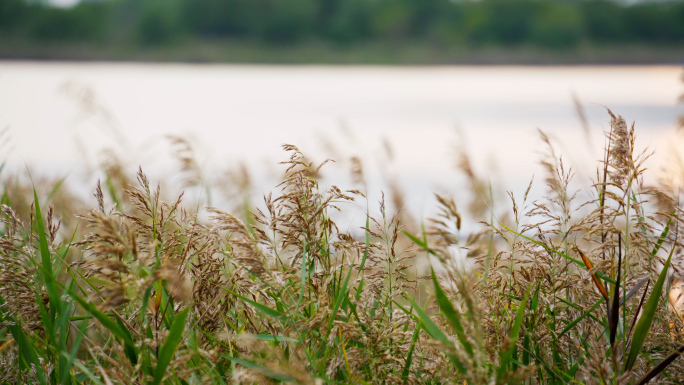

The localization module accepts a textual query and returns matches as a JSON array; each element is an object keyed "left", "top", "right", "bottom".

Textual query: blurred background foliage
[{"left": 1, "top": 0, "right": 684, "bottom": 61}]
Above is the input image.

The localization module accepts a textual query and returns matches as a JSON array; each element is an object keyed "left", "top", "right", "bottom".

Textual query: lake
[{"left": 0, "top": 62, "right": 682, "bottom": 223}]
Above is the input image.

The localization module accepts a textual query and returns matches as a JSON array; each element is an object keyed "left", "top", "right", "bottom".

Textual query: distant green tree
[
  {"left": 257, "top": 0, "right": 317, "bottom": 44},
  {"left": 181, "top": 0, "right": 257, "bottom": 38},
  {"left": 579, "top": 0, "right": 628, "bottom": 43},
  {"left": 463, "top": 0, "right": 540, "bottom": 46},
  {"left": 530, "top": 2, "right": 583, "bottom": 48},
  {"left": 325, "top": 0, "right": 376, "bottom": 44},
  {"left": 405, "top": 0, "right": 445, "bottom": 36},
  {"left": 28, "top": 2, "right": 108, "bottom": 42},
  {"left": 2, "top": 0, "right": 684, "bottom": 58},
  {"left": 423, "top": 3, "right": 465, "bottom": 46},
  {"left": 624, "top": 3, "right": 684, "bottom": 43},
  {"left": 374, "top": 0, "right": 413, "bottom": 41},
  {"left": 136, "top": 0, "right": 182, "bottom": 45},
  {"left": 0, "top": 0, "right": 28, "bottom": 33}
]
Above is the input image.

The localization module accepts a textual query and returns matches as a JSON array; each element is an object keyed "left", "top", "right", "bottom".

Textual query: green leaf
[
  {"left": 624, "top": 247, "right": 674, "bottom": 371},
  {"left": 245, "top": 334, "right": 298, "bottom": 343},
  {"left": 331, "top": 214, "right": 372, "bottom": 329},
  {"left": 153, "top": 308, "right": 190, "bottom": 385},
  {"left": 45, "top": 176, "right": 67, "bottom": 205},
  {"left": 5, "top": 316, "right": 47, "bottom": 384},
  {"left": 226, "top": 290, "right": 283, "bottom": 319},
  {"left": 402, "top": 320, "right": 421, "bottom": 384},
  {"left": 531, "top": 282, "right": 541, "bottom": 311},
  {"left": 328, "top": 264, "right": 353, "bottom": 331},
  {"left": 559, "top": 298, "right": 605, "bottom": 338},
  {"left": 650, "top": 218, "right": 671, "bottom": 256},
  {"left": 70, "top": 293, "right": 139, "bottom": 366},
  {"left": 60, "top": 319, "right": 87, "bottom": 385},
  {"left": 430, "top": 267, "right": 473, "bottom": 357},
  {"left": 402, "top": 230, "right": 438, "bottom": 257},
  {"left": 61, "top": 352, "right": 105, "bottom": 385},
  {"left": 406, "top": 297, "right": 466, "bottom": 374},
  {"left": 116, "top": 316, "right": 138, "bottom": 366},
  {"left": 497, "top": 284, "right": 531, "bottom": 384},
  {"left": 33, "top": 188, "right": 61, "bottom": 318}
]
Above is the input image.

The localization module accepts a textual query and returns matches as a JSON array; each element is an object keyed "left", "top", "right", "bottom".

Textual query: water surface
[{"left": 0, "top": 62, "right": 681, "bottom": 220}]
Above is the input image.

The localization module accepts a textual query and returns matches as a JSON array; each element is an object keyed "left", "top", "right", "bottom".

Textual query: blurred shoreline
[{"left": 2, "top": 38, "right": 684, "bottom": 66}]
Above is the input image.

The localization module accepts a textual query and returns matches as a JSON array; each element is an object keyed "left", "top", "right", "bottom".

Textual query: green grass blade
[
  {"left": 531, "top": 282, "right": 541, "bottom": 311},
  {"left": 70, "top": 293, "right": 139, "bottom": 367},
  {"left": 61, "top": 352, "right": 105, "bottom": 385},
  {"left": 406, "top": 297, "right": 466, "bottom": 373},
  {"left": 45, "top": 175, "right": 67, "bottom": 205},
  {"left": 497, "top": 284, "right": 531, "bottom": 384},
  {"left": 650, "top": 218, "right": 671, "bottom": 256},
  {"left": 624, "top": 247, "right": 674, "bottom": 371},
  {"left": 328, "top": 264, "right": 353, "bottom": 330},
  {"left": 245, "top": 334, "right": 298, "bottom": 343},
  {"left": 55, "top": 222, "right": 79, "bottom": 278},
  {"left": 628, "top": 279, "right": 651, "bottom": 339},
  {"left": 559, "top": 298, "right": 605, "bottom": 338},
  {"left": 60, "top": 318, "right": 87, "bottom": 384},
  {"left": 402, "top": 320, "right": 421, "bottom": 384},
  {"left": 153, "top": 308, "right": 190, "bottom": 385},
  {"left": 115, "top": 316, "right": 138, "bottom": 366},
  {"left": 329, "top": 216, "right": 372, "bottom": 331},
  {"left": 226, "top": 289, "right": 283, "bottom": 318},
  {"left": 70, "top": 294, "right": 133, "bottom": 344},
  {"left": 402, "top": 230, "right": 438, "bottom": 257},
  {"left": 430, "top": 268, "right": 474, "bottom": 357},
  {"left": 295, "top": 247, "right": 308, "bottom": 315},
  {"left": 33, "top": 188, "right": 61, "bottom": 317},
  {"left": 4, "top": 317, "right": 47, "bottom": 384}
]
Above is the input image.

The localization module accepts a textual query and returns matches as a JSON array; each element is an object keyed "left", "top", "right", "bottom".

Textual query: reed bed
[{"left": 1, "top": 110, "right": 684, "bottom": 384}]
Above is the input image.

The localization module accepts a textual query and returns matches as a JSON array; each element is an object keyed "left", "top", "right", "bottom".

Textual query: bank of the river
[{"left": 2, "top": 38, "right": 684, "bottom": 65}]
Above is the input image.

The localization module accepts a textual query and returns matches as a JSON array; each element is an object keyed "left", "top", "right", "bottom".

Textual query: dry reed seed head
[
  {"left": 607, "top": 110, "right": 632, "bottom": 187},
  {"left": 349, "top": 156, "right": 365, "bottom": 186},
  {"left": 0, "top": 361, "right": 40, "bottom": 385},
  {"left": 167, "top": 135, "right": 202, "bottom": 188},
  {"left": 0, "top": 204, "right": 23, "bottom": 236},
  {"left": 74, "top": 210, "right": 137, "bottom": 262},
  {"left": 45, "top": 205, "right": 61, "bottom": 245},
  {"left": 6, "top": 117, "right": 684, "bottom": 383},
  {"left": 97, "top": 284, "right": 130, "bottom": 310},
  {"left": 98, "top": 149, "right": 132, "bottom": 205},
  {"left": 0, "top": 225, "right": 43, "bottom": 332},
  {"left": 94, "top": 179, "right": 105, "bottom": 214},
  {"left": 428, "top": 193, "right": 462, "bottom": 249}
]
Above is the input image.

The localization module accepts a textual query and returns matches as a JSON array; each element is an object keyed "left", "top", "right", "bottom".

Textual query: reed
[{"left": 0, "top": 112, "right": 683, "bottom": 384}]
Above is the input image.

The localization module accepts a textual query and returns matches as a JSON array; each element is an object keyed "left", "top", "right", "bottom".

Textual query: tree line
[{"left": 1, "top": 0, "right": 683, "bottom": 50}]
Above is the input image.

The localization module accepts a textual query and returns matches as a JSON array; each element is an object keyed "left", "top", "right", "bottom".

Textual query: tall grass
[{"left": 1, "top": 110, "right": 684, "bottom": 384}]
